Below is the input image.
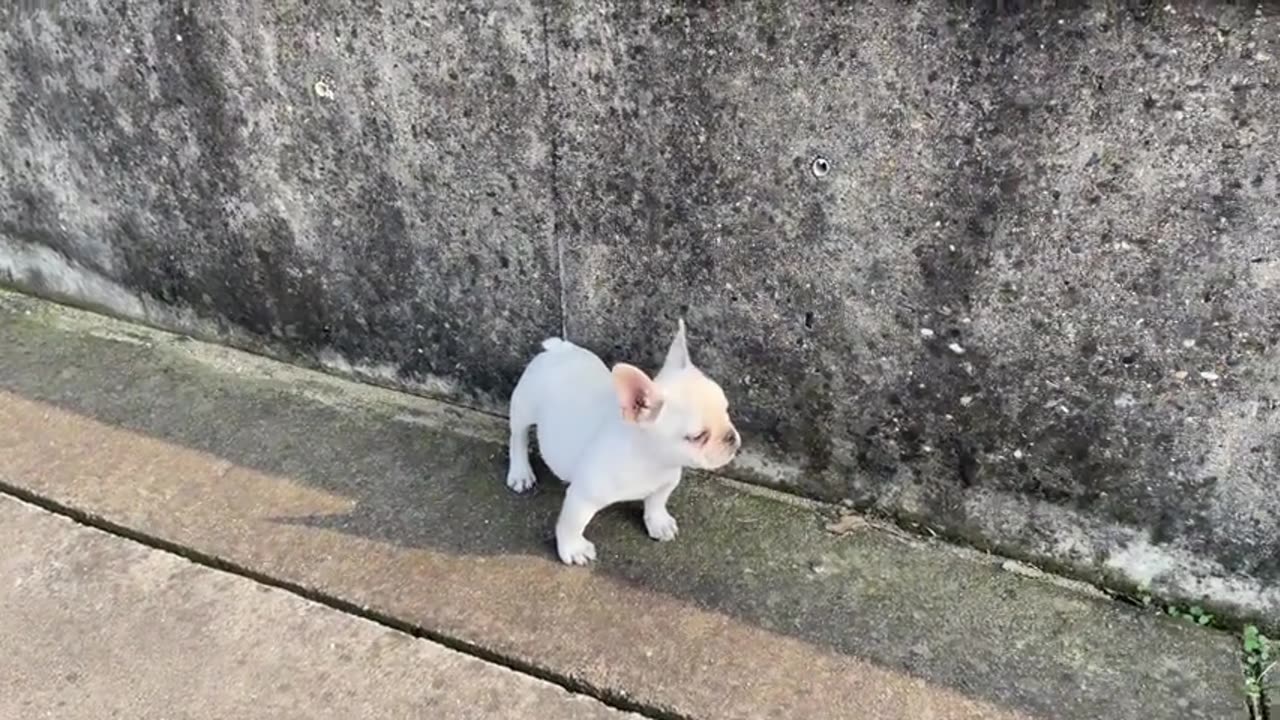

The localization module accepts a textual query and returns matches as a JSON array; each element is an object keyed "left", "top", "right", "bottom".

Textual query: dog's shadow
[{"left": 271, "top": 442, "right": 653, "bottom": 562}]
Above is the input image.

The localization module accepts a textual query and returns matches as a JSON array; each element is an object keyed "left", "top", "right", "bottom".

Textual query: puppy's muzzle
[
  {"left": 723, "top": 428, "right": 741, "bottom": 451},
  {"left": 719, "top": 428, "right": 742, "bottom": 463}
]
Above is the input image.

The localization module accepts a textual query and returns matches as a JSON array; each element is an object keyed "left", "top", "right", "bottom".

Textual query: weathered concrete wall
[
  {"left": 3, "top": 1, "right": 1279, "bottom": 623},
  {"left": 0, "top": 1, "right": 560, "bottom": 402}
]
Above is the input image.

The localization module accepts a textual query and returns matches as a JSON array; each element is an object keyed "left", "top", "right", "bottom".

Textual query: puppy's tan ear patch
[{"left": 612, "top": 363, "right": 663, "bottom": 423}]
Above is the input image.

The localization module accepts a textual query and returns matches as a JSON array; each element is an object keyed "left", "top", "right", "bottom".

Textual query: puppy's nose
[{"left": 723, "top": 429, "right": 741, "bottom": 449}]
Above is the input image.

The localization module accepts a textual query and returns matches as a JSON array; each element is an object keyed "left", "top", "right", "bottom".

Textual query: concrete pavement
[
  {"left": 0, "top": 495, "right": 637, "bottom": 720},
  {"left": 0, "top": 290, "right": 1255, "bottom": 719}
]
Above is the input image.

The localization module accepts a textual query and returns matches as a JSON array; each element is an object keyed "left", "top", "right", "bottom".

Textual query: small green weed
[
  {"left": 1164, "top": 603, "right": 1216, "bottom": 627},
  {"left": 1132, "top": 584, "right": 1216, "bottom": 627},
  {"left": 1243, "top": 624, "right": 1275, "bottom": 704}
]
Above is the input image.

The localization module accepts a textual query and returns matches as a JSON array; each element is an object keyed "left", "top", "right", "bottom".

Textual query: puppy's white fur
[{"left": 506, "top": 320, "right": 740, "bottom": 565}]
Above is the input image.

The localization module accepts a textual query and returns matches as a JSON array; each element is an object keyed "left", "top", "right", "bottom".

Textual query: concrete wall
[{"left": 3, "top": 1, "right": 1279, "bottom": 623}]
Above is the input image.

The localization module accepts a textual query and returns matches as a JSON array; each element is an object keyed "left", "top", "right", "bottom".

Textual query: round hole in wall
[{"left": 811, "top": 156, "right": 831, "bottom": 178}]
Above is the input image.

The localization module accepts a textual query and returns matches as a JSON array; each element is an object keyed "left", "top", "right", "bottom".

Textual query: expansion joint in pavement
[{"left": 0, "top": 480, "right": 678, "bottom": 720}]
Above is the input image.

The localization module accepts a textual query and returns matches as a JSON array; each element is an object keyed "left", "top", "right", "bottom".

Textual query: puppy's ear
[
  {"left": 612, "top": 363, "right": 664, "bottom": 423},
  {"left": 659, "top": 318, "right": 692, "bottom": 375}
]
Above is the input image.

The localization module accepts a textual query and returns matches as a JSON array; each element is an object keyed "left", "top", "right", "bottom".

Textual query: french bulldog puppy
[{"left": 505, "top": 320, "right": 740, "bottom": 565}]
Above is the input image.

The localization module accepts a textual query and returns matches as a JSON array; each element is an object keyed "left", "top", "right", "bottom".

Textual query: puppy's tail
[{"left": 540, "top": 337, "right": 574, "bottom": 353}]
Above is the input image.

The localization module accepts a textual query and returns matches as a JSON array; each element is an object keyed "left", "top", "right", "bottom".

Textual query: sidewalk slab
[
  {"left": 0, "top": 495, "right": 637, "bottom": 720},
  {"left": 0, "top": 290, "right": 1250, "bottom": 720}
]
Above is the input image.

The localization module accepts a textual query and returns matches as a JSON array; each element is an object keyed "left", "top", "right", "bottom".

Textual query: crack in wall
[{"left": 540, "top": 0, "right": 567, "bottom": 341}]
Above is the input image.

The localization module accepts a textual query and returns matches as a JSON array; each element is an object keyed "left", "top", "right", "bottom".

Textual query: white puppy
[{"left": 505, "top": 320, "right": 741, "bottom": 565}]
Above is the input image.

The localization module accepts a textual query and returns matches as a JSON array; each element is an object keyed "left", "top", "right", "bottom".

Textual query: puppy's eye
[{"left": 686, "top": 430, "right": 709, "bottom": 444}]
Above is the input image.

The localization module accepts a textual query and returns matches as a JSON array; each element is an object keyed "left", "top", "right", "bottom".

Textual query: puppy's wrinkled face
[
  {"left": 611, "top": 320, "right": 741, "bottom": 470},
  {"left": 656, "top": 366, "right": 740, "bottom": 469}
]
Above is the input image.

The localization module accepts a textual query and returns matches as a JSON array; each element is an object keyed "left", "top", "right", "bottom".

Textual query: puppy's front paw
[
  {"left": 644, "top": 510, "right": 679, "bottom": 542},
  {"left": 506, "top": 466, "right": 537, "bottom": 493},
  {"left": 557, "top": 536, "right": 597, "bottom": 565}
]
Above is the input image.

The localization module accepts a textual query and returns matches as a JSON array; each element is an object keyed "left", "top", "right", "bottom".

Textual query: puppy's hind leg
[{"left": 505, "top": 374, "right": 538, "bottom": 493}]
